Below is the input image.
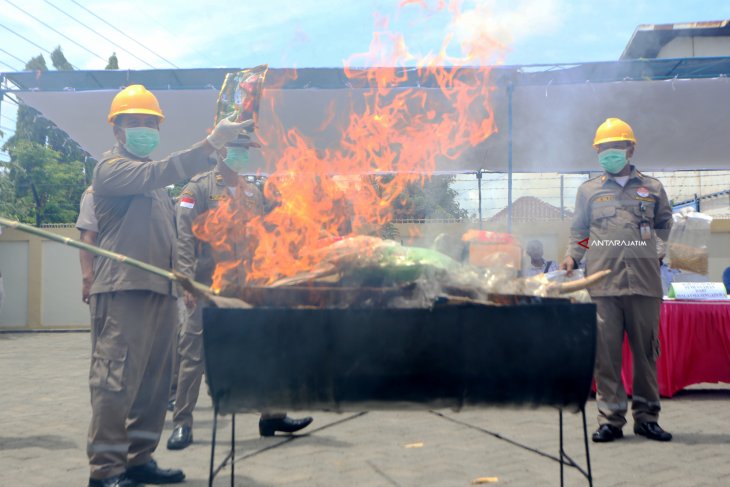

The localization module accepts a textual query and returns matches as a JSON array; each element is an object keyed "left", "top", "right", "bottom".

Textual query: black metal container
[{"left": 203, "top": 301, "right": 596, "bottom": 415}]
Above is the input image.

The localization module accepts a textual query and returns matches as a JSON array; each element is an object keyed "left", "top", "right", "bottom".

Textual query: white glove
[{"left": 206, "top": 115, "right": 254, "bottom": 150}]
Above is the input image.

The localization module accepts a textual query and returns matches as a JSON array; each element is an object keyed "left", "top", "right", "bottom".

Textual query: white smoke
[{"left": 449, "top": 0, "right": 564, "bottom": 56}]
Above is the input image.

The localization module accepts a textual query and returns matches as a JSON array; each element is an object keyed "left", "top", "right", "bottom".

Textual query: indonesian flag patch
[{"left": 180, "top": 196, "right": 196, "bottom": 209}]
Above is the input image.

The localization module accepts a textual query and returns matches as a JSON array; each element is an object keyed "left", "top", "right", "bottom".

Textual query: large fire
[{"left": 194, "top": 1, "right": 505, "bottom": 292}]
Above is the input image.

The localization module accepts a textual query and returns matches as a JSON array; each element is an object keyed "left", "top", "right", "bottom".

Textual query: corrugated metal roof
[
  {"left": 5, "top": 56, "right": 730, "bottom": 94},
  {"left": 621, "top": 20, "right": 730, "bottom": 60},
  {"left": 489, "top": 196, "right": 572, "bottom": 223}
]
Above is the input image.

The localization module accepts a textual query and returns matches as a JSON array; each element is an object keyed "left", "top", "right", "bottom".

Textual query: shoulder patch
[
  {"left": 636, "top": 171, "right": 660, "bottom": 184},
  {"left": 179, "top": 196, "right": 196, "bottom": 209},
  {"left": 190, "top": 172, "right": 207, "bottom": 183},
  {"left": 104, "top": 156, "right": 126, "bottom": 165}
]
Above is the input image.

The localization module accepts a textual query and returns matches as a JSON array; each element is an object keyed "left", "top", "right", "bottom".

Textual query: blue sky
[
  {"left": 2, "top": 1, "right": 730, "bottom": 221},
  {"left": 2, "top": 0, "right": 730, "bottom": 72}
]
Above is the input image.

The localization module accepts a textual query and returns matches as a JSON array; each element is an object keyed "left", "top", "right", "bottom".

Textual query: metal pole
[
  {"left": 507, "top": 82, "right": 514, "bottom": 233},
  {"left": 560, "top": 175, "right": 565, "bottom": 220},
  {"left": 477, "top": 170, "right": 483, "bottom": 230}
]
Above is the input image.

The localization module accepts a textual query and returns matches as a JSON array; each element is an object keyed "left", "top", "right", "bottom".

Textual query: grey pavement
[{"left": 1, "top": 331, "right": 729, "bottom": 487}]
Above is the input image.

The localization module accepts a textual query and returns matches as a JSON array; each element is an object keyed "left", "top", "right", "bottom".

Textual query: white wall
[
  {"left": 0, "top": 241, "right": 29, "bottom": 328},
  {"left": 658, "top": 36, "right": 730, "bottom": 58},
  {"left": 41, "top": 241, "right": 90, "bottom": 327}
]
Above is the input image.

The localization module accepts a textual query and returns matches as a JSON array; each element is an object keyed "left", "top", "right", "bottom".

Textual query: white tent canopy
[{"left": 4, "top": 60, "right": 730, "bottom": 173}]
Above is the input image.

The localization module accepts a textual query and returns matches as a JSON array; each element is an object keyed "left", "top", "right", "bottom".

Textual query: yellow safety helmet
[
  {"left": 593, "top": 117, "right": 636, "bottom": 148},
  {"left": 107, "top": 84, "right": 165, "bottom": 123}
]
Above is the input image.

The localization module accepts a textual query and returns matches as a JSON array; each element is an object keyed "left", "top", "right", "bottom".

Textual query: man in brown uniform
[
  {"left": 76, "top": 186, "right": 98, "bottom": 304},
  {"left": 87, "top": 84, "right": 251, "bottom": 487},
  {"left": 166, "top": 146, "right": 313, "bottom": 450},
  {"left": 561, "top": 118, "right": 673, "bottom": 443}
]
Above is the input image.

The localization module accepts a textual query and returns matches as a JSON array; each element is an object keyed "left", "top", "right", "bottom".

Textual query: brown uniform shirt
[
  {"left": 76, "top": 186, "right": 98, "bottom": 233},
  {"left": 176, "top": 169, "right": 264, "bottom": 287},
  {"left": 90, "top": 142, "right": 214, "bottom": 296},
  {"left": 567, "top": 166, "right": 673, "bottom": 298}
]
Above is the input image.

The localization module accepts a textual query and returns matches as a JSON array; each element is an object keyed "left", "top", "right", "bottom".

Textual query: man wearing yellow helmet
[
  {"left": 561, "top": 118, "right": 674, "bottom": 444},
  {"left": 86, "top": 84, "right": 250, "bottom": 487}
]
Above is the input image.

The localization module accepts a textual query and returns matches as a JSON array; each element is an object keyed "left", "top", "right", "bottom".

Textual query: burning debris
[{"left": 188, "top": 2, "right": 609, "bottom": 309}]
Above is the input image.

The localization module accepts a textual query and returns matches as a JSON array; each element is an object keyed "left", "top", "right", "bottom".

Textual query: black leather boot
[
  {"left": 591, "top": 424, "right": 623, "bottom": 442},
  {"left": 125, "top": 459, "right": 185, "bottom": 484},
  {"left": 259, "top": 415, "right": 313, "bottom": 437},
  {"left": 88, "top": 474, "right": 141, "bottom": 487},
  {"left": 167, "top": 425, "right": 193, "bottom": 450}
]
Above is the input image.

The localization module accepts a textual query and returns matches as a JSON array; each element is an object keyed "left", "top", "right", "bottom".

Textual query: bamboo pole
[{"left": 0, "top": 216, "right": 213, "bottom": 296}]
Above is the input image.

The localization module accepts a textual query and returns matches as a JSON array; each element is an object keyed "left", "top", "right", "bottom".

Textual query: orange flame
[{"left": 194, "top": 0, "right": 505, "bottom": 290}]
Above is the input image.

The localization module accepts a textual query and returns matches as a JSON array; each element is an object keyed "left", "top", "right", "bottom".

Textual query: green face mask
[
  {"left": 124, "top": 127, "right": 159, "bottom": 158},
  {"left": 224, "top": 146, "right": 249, "bottom": 173},
  {"left": 598, "top": 148, "right": 628, "bottom": 174}
]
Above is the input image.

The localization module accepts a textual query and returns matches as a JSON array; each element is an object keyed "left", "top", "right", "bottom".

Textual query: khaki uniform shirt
[
  {"left": 76, "top": 186, "right": 98, "bottom": 233},
  {"left": 176, "top": 169, "right": 264, "bottom": 287},
  {"left": 567, "top": 166, "right": 673, "bottom": 298},
  {"left": 90, "top": 142, "right": 214, "bottom": 296}
]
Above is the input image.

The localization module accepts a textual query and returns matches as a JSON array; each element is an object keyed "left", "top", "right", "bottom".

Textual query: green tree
[
  {"left": 25, "top": 54, "right": 47, "bottom": 72},
  {"left": 50, "top": 46, "right": 73, "bottom": 70},
  {"left": 378, "top": 175, "right": 468, "bottom": 221},
  {"left": 4, "top": 140, "right": 85, "bottom": 226},
  {"left": 0, "top": 171, "right": 27, "bottom": 220},
  {"left": 1, "top": 50, "right": 90, "bottom": 224},
  {"left": 105, "top": 52, "right": 119, "bottom": 70}
]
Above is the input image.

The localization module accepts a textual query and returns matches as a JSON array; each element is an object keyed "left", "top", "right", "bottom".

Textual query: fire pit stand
[{"left": 203, "top": 299, "right": 596, "bottom": 486}]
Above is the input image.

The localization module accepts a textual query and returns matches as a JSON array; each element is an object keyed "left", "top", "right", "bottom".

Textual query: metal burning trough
[{"left": 202, "top": 297, "right": 596, "bottom": 414}]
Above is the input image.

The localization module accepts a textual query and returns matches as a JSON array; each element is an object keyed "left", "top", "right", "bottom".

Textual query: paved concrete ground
[{"left": 1, "top": 331, "right": 729, "bottom": 487}]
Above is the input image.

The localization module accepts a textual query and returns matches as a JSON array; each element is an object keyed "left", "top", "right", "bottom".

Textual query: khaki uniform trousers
[
  {"left": 169, "top": 298, "right": 188, "bottom": 403},
  {"left": 594, "top": 295, "right": 662, "bottom": 428},
  {"left": 87, "top": 291, "right": 177, "bottom": 480},
  {"left": 172, "top": 302, "right": 205, "bottom": 428},
  {"left": 170, "top": 302, "right": 286, "bottom": 428}
]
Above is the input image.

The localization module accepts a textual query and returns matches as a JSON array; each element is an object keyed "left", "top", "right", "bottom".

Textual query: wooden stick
[{"left": 0, "top": 216, "right": 213, "bottom": 297}]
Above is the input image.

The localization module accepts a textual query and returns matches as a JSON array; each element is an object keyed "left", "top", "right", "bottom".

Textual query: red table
[{"left": 621, "top": 300, "right": 730, "bottom": 397}]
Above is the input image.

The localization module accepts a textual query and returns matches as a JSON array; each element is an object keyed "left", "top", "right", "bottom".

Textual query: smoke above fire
[{"left": 194, "top": 0, "right": 514, "bottom": 291}]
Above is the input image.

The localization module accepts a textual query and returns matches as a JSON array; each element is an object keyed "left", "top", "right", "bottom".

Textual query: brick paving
[{"left": 1, "top": 331, "right": 729, "bottom": 486}]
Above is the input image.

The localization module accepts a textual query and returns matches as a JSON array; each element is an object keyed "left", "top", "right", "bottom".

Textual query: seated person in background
[
  {"left": 723, "top": 267, "right": 730, "bottom": 294},
  {"left": 521, "top": 239, "right": 557, "bottom": 277}
]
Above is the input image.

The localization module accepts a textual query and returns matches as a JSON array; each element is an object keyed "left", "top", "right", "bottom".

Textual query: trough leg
[
  {"left": 209, "top": 407, "right": 218, "bottom": 487},
  {"left": 582, "top": 406, "right": 593, "bottom": 487},
  {"left": 231, "top": 414, "right": 236, "bottom": 487},
  {"left": 559, "top": 409, "right": 565, "bottom": 487}
]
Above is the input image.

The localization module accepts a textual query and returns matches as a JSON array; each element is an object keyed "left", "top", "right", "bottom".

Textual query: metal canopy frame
[
  {"left": 4, "top": 56, "right": 730, "bottom": 92},
  {"left": 3, "top": 56, "right": 730, "bottom": 229}
]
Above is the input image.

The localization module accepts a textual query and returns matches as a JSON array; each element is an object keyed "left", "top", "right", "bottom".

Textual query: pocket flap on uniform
[
  {"left": 90, "top": 342, "right": 128, "bottom": 392},
  {"left": 92, "top": 341, "right": 128, "bottom": 362},
  {"left": 592, "top": 205, "right": 616, "bottom": 219}
]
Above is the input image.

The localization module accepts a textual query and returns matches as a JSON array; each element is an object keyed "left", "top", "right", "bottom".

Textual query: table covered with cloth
[{"left": 620, "top": 300, "right": 730, "bottom": 397}]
